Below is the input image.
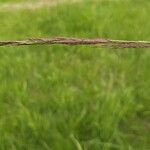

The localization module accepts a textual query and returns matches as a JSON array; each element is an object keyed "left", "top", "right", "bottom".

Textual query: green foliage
[{"left": 0, "top": 0, "right": 149, "bottom": 149}]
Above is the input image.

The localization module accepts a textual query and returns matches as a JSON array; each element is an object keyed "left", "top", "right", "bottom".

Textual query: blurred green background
[{"left": 0, "top": 0, "right": 149, "bottom": 149}]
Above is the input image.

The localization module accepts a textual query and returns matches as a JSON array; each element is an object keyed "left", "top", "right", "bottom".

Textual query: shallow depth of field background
[{"left": 0, "top": 0, "right": 149, "bottom": 149}]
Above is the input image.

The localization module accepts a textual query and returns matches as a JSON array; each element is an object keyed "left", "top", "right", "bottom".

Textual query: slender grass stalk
[{"left": 0, "top": 37, "right": 150, "bottom": 48}]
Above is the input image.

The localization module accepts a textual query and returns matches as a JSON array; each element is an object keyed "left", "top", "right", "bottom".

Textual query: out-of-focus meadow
[{"left": 0, "top": 0, "right": 149, "bottom": 149}]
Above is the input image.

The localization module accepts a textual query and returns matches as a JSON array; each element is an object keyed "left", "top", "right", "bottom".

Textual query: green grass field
[
  {"left": 0, "top": 0, "right": 33, "bottom": 2},
  {"left": 0, "top": 0, "right": 149, "bottom": 149}
]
